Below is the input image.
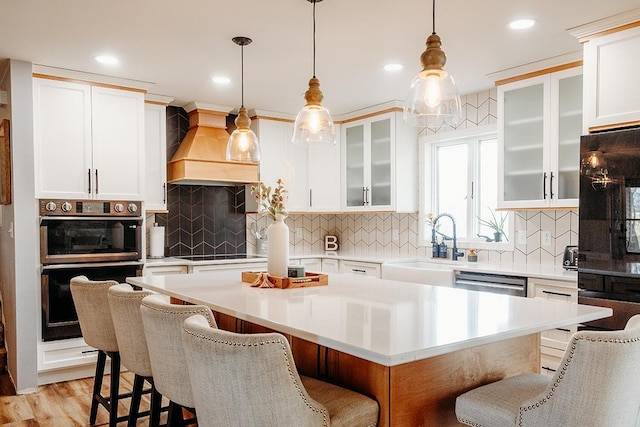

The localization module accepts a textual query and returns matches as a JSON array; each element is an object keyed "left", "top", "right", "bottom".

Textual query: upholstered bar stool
[
  {"left": 108, "top": 283, "right": 165, "bottom": 427},
  {"left": 140, "top": 294, "right": 217, "bottom": 427},
  {"left": 455, "top": 314, "right": 640, "bottom": 426},
  {"left": 182, "top": 314, "right": 380, "bottom": 427},
  {"left": 70, "top": 275, "right": 129, "bottom": 427}
]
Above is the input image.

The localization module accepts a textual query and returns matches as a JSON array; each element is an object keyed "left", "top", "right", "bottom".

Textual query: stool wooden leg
[
  {"left": 108, "top": 352, "right": 121, "bottom": 427},
  {"left": 90, "top": 350, "right": 107, "bottom": 425},
  {"left": 127, "top": 374, "right": 145, "bottom": 427}
]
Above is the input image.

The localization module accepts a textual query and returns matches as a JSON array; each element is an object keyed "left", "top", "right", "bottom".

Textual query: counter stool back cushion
[
  {"left": 455, "top": 315, "right": 640, "bottom": 426},
  {"left": 69, "top": 275, "right": 123, "bottom": 427},
  {"left": 140, "top": 295, "right": 216, "bottom": 409},
  {"left": 182, "top": 314, "right": 379, "bottom": 427},
  {"left": 108, "top": 284, "right": 161, "bottom": 427}
]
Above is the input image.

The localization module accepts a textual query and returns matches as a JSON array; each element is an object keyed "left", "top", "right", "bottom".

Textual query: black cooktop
[{"left": 175, "top": 254, "right": 266, "bottom": 261}]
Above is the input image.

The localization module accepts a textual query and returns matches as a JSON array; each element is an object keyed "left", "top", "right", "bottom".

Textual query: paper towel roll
[{"left": 149, "top": 225, "right": 165, "bottom": 258}]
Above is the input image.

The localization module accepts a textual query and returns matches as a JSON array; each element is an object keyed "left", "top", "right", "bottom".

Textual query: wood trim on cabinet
[
  {"left": 589, "top": 120, "right": 640, "bottom": 133},
  {"left": 32, "top": 73, "right": 147, "bottom": 93},
  {"left": 494, "top": 61, "right": 583, "bottom": 86},
  {"left": 337, "top": 107, "right": 403, "bottom": 124},
  {"left": 250, "top": 114, "right": 295, "bottom": 123},
  {"left": 582, "top": 20, "right": 640, "bottom": 41}
]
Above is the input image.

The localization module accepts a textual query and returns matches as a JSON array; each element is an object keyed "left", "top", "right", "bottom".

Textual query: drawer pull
[
  {"left": 352, "top": 269, "right": 367, "bottom": 273},
  {"left": 542, "top": 290, "right": 571, "bottom": 298},
  {"left": 541, "top": 366, "right": 556, "bottom": 373},
  {"left": 556, "top": 328, "right": 571, "bottom": 332},
  {"left": 81, "top": 349, "right": 99, "bottom": 354}
]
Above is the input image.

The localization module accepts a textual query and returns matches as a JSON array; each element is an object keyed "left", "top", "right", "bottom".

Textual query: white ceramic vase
[{"left": 267, "top": 216, "right": 289, "bottom": 277}]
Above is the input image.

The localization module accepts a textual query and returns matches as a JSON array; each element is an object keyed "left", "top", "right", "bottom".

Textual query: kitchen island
[{"left": 127, "top": 271, "right": 611, "bottom": 426}]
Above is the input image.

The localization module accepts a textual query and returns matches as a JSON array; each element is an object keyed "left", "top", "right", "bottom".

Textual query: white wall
[{"left": 0, "top": 59, "right": 39, "bottom": 393}]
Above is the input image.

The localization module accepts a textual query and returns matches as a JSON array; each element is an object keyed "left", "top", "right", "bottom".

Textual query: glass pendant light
[
  {"left": 226, "top": 36, "right": 261, "bottom": 163},
  {"left": 403, "top": 0, "right": 461, "bottom": 128},
  {"left": 292, "top": 0, "right": 335, "bottom": 145}
]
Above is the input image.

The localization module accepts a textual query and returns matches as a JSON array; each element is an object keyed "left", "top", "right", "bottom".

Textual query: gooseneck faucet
[{"left": 431, "top": 213, "right": 464, "bottom": 261}]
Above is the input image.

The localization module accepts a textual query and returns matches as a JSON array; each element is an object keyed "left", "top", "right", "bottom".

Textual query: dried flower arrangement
[{"left": 250, "top": 178, "right": 288, "bottom": 221}]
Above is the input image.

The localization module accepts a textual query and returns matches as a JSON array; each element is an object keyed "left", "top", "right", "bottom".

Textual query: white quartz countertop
[{"left": 127, "top": 271, "right": 609, "bottom": 366}]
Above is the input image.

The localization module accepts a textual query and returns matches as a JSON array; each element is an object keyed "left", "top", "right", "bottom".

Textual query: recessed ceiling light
[
  {"left": 212, "top": 76, "right": 231, "bottom": 84},
  {"left": 94, "top": 55, "right": 119, "bottom": 65},
  {"left": 384, "top": 63, "right": 403, "bottom": 72},
  {"left": 508, "top": 18, "right": 536, "bottom": 30}
]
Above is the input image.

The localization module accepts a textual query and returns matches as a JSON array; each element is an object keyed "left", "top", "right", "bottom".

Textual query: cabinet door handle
[
  {"left": 550, "top": 172, "right": 554, "bottom": 199},
  {"left": 95, "top": 169, "right": 99, "bottom": 194},
  {"left": 542, "top": 172, "right": 547, "bottom": 199},
  {"left": 542, "top": 290, "right": 571, "bottom": 298},
  {"left": 162, "top": 183, "right": 166, "bottom": 204},
  {"left": 352, "top": 268, "right": 367, "bottom": 274},
  {"left": 365, "top": 187, "right": 370, "bottom": 206},
  {"left": 87, "top": 169, "right": 92, "bottom": 194},
  {"left": 309, "top": 188, "right": 313, "bottom": 208},
  {"left": 541, "top": 366, "right": 556, "bottom": 373}
]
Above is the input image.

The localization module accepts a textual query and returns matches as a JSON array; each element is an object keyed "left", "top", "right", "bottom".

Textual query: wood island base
[{"left": 208, "top": 308, "right": 540, "bottom": 427}]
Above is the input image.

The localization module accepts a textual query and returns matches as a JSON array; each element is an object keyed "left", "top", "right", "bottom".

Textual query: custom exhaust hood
[{"left": 167, "top": 105, "right": 259, "bottom": 185}]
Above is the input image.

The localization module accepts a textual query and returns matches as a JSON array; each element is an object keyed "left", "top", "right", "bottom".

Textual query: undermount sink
[{"left": 381, "top": 261, "right": 455, "bottom": 287}]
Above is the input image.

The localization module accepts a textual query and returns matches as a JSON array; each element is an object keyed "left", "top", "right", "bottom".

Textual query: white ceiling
[{"left": 1, "top": 0, "right": 638, "bottom": 117}]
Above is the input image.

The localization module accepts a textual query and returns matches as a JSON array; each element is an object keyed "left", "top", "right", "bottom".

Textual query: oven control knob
[
  {"left": 45, "top": 201, "right": 57, "bottom": 212},
  {"left": 127, "top": 203, "right": 138, "bottom": 213},
  {"left": 114, "top": 203, "right": 124, "bottom": 213},
  {"left": 61, "top": 202, "right": 72, "bottom": 212}
]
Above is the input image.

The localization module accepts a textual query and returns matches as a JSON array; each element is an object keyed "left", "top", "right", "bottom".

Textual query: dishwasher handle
[{"left": 455, "top": 279, "right": 526, "bottom": 292}]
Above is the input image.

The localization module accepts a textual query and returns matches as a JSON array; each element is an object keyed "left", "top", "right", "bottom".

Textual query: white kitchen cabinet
[
  {"left": 253, "top": 116, "right": 341, "bottom": 212},
  {"left": 191, "top": 261, "right": 267, "bottom": 274},
  {"left": 582, "top": 24, "right": 640, "bottom": 131},
  {"left": 497, "top": 67, "right": 582, "bottom": 209},
  {"left": 307, "top": 128, "right": 341, "bottom": 211},
  {"left": 144, "top": 103, "right": 167, "bottom": 211},
  {"left": 339, "top": 260, "right": 381, "bottom": 278},
  {"left": 529, "top": 277, "right": 577, "bottom": 375},
  {"left": 33, "top": 77, "right": 145, "bottom": 200},
  {"left": 33, "top": 78, "right": 92, "bottom": 199},
  {"left": 321, "top": 258, "right": 340, "bottom": 273},
  {"left": 341, "top": 111, "right": 417, "bottom": 212},
  {"left": 143, "top": 264, "right": 188, "bottom": 276},
  {"left": 290, "top": 257, "right": 323, "bottom": 273}
]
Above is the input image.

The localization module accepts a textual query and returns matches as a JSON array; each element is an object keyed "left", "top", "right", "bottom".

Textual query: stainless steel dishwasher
[{"left": 454, "top": 271, "right": 527, "bottom": 297}]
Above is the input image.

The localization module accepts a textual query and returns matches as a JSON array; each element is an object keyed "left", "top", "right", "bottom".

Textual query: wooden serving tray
[{"left": 241, "top": 271, "right": 328, "bottom": 289}]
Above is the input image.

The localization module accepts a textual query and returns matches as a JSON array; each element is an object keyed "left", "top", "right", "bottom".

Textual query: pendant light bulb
[
  {"left": 292, "top": 0, "right": 336, "bottom": 145},
  {"left": 403, "top": 0, "right": 461, "bottom": 128},
  {"left": 226, "top": 36, "right": 261, "bottom": 163}
]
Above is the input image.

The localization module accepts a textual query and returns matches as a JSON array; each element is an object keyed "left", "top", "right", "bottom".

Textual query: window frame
[{"left": 419, "top": 124, "right": 514, "bottom": 251}]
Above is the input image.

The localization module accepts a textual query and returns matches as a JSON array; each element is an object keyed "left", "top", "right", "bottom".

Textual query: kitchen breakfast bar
[{"left": 127, "top": 271, "right": 611, "bottom": 426}]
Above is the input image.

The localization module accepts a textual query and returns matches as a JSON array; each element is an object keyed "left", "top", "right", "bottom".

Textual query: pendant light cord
[
  {"left": 312, "top": 0, "right": 317, "bottom": 78},
  {"left": 432, "top": 0, "right": 436, "bottom": 35},
  {"left": 240, "top": 44, "right": 245, "bottom": 107}
]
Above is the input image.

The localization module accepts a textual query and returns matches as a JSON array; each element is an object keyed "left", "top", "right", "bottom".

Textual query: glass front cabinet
[
  {"left": 498, "top": 66, "right": 583, "bottom": 209},
  {"left": 341, "top": 111, "right": 418, "bottom": 212}
]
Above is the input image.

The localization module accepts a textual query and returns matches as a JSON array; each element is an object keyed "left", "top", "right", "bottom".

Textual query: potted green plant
[{"left": 477, "top": 209, "right": 508, "bottom": 242}]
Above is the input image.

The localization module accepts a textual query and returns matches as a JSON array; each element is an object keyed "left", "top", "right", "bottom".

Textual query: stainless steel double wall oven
[{"left": 40, "top": 199, "right": 143, "bottom": 341}]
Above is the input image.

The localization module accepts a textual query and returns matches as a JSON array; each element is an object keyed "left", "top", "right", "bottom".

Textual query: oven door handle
[
  {"left": 40, "top": 216, "right": 143, "bottom": 222},
  {"left": 41, "top": 261, "right": 144, "bottom": 271}
]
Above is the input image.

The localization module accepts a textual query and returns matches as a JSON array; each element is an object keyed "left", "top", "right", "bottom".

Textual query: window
[{"left": 420, "top": 125, "right": 512, "bottom": 250}]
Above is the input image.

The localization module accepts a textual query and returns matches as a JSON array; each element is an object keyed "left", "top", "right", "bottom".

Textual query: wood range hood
[{"left": 167, "top": 106, "right": 259, "bottom": 185}]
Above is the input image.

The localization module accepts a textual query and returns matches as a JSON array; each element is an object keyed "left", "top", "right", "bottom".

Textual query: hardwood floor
[{"left": 0, "top": 371, "right": 168, "bottom": 426}]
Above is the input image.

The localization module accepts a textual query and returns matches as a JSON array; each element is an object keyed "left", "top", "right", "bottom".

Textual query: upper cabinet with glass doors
[
  {"left": 497, "top": 66, "right": 583, "bottom": 209},
  {"left": 341, "top": 110, "right": 418, "bottom": 212}
]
